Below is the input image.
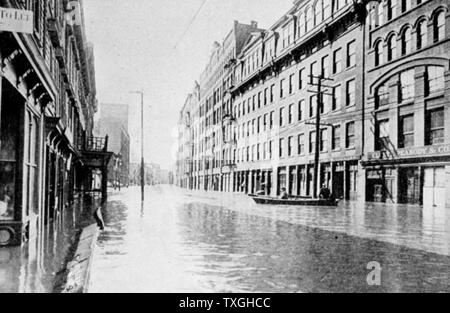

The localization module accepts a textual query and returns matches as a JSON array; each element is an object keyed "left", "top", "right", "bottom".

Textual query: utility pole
[
  {"left": 130, "top": 91, "right": 145, "bottom": 202},
  {"left": 308, "top": 74, "right": 334, "bottom": 198}
]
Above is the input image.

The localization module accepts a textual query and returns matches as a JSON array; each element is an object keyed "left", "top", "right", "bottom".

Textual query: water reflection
[
  {"left": 0, "top": 196, "right": 99, "bottom": 293},
  {"left": 89, "top": 187, "right": 450, "bottom": 293}
]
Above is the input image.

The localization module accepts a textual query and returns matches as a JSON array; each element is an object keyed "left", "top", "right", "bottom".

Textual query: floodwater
[
  {"left": 0, "top": 197, "right": 98, "bottom": 293},
  {"left": 88, "top": 185, "right": 450, "bottom": 293}
]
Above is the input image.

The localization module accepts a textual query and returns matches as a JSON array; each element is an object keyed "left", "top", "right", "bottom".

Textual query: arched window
[
  {"left": 434, "top": 11, "right": 446, "bottom": 42},
  {"left": 323, "top": 0, "right": 331, "bottom": 20},
  {"left": 298, "top": 13, "right": 305, "bottom": 38},
  {"left": 314, "top": 0, "right": 323, "bottom": 26},
  {"left": 387, "top": 34, "right": 397, "bottom": 61},
  {"left": 401, "top": 27, "right": 412, "bottom": 55},
  {"left": 416, "top": 19, "right": 428, "bottom": 49},
  {"left": 378, "top": 2, "right": 385, "bottom": 26},
  {"left": 387, "top": 0, "right": 397, "bottom": 21},
  {"left": 375, "top": 40, "right": 384, "bottom": 66},
  {"left": 305, "top": 7, "right": 313, "bottom": 32}
]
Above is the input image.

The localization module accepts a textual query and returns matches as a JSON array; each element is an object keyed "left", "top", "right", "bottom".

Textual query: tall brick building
[{"left": 176, "top": 0, "right": 450, "bottom": 208}]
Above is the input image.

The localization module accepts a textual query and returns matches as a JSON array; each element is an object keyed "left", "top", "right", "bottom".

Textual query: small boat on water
[{"left": 249, "top": 194, "right": 338, "bottom": 206}]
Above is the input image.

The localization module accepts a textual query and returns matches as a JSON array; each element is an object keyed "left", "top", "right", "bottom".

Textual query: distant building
[
  {"left": 130, "top": 163, "right": 172, "bottom": 185},
  {"left": 96, "top": 103, "right": 131, "bottom": 187}
]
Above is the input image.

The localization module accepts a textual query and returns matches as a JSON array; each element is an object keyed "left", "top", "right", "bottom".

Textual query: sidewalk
[{"left": 0, "top": 195, "right": 101, "bottom": 293}]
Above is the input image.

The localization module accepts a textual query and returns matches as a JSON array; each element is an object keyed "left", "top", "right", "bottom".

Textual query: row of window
[
  {"left": 375, "top": 66, "right": 445, "bottom": 108},
  {"left": 374, "top": 11, "right": 446, "bottom": 66},
  {"left": 234, "top": 121, "right": 356, "bottom": 164},
  {"left": 376, "top": 107, "right": 444, "bottom": 150},
  {"left": 235, "top": 40, "right": 356, "bottom": 119},
  {"left": 369, "top": 0, "right": 431, "bottom": 30}
]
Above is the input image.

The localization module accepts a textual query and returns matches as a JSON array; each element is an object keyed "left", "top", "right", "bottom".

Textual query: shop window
[
  {"left": 426, "top": 108, "right": 445, "bottom": 146},
  {"left": 399, "top": 114, "right": 414, "bottom": 148},
  {"left": 0, "top": 98, "right": 19, "bottom": 221}
]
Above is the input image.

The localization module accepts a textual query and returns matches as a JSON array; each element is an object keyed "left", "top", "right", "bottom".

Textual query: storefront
[{"left": 363, "top": 145, "right": 450, "bottom": 207}]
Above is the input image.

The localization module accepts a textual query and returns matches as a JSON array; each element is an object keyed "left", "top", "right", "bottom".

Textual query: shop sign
[
  {"left": 368, "top": 144, "right": 450, "bottom": 160},
  {"left": 0, "top": 7, "right": 33, "bottom": 34}
]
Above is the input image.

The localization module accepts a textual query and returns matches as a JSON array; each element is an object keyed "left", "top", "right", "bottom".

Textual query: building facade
[
  {"left": 176, "top": 0, "right": 450, "bottom": 208},
  {"left": 362, "top": 0, "right": 450, "bottom": 207},
  {"left": 0, "top": 0, "right": 110, "bottom": 247},
  {"left": 96, "top": 103, "right": 131, "bottom": 188}
]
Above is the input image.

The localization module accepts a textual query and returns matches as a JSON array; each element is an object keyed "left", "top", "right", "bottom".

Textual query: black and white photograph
[{"left": 1, "top": 0, "right": 450, "bottom": 298}]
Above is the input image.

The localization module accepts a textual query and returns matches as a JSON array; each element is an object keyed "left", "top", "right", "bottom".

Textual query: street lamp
[{"left": 130, "top": 90, "right": 145, "bottom": 202}]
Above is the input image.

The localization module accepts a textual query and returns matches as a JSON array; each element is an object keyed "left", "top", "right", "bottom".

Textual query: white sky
[{"left": 84, "top": 0, "right": 293, "bottom": 170}]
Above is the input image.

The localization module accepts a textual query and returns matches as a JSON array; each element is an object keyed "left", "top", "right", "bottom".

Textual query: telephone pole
[
  {"left": 130, "top": 91, "right": 145, "bottom": 202},
  {"left": 308, "top": 74, "right": 333, "bottom": 198}
]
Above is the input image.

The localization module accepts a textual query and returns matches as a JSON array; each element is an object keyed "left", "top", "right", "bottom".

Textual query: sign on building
[{"left": 0, "top": 7, "right": 33, "bottom": 34}]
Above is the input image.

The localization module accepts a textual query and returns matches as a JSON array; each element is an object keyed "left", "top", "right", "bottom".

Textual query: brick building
[
  {"left": 362, "top": 0, "right": 450, "bottom": 207},
  {"left": 0, "top": 0, "right": 111, "bottom": 247},
  {"left": 176, "top": 0, "right": 450, "bottom": 208}
]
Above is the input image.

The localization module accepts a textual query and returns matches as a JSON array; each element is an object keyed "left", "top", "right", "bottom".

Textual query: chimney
[{"left": 251, "top": 20, "right": 258, "bottom": 28}]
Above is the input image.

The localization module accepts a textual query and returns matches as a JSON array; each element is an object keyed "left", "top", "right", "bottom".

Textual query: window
[
  {"left": 305, "top": 7, "right": 313, "bottom": 32},
  {"left": 376, "top": 119, "right": 390, "bottom": 151},
  {"left": 322, "top": 55, "right": 329, "bottom": 78},
  {"left": 375, "top": 40, "right": 384, "bottom": 66},
  {"left": 333, "top": 49, "right": 342, "bottom": 74},
  {"left": 346, "top": 122, "right": 355, "bottom": 148},
  {"left": 401, "top": 27, "right": 412, "bottom": 56},
  {"left": 426, "top": 108, "right": 444, "bottom": 145},
  {"left": 298, "top": 100, "right": 305, "bottom": 121},
  {"left": 264, "top": 88, "right": 268, "bottom": 105},
  {"left": 427, "top": 66, "right": 445, "bottom": 94},
  {"left": 310, "top": 61, "right": 318, "bottom": 83},
  {"left": 399, "top": 114, "right": 414, "bottom": 148},
  {"left": 346, "top": 79, "right": 356, "bottom": 107},
  {"left": 387, "top": 35, "right": 397, "bottom": 61},
  {"left": 279, "top": 138, "right": 285, "bottom": 157},
  {"left": 280, "top": 108, "right": 285, "bottom": 126},
  {"left": 289, "top": 74, "right": 295, "bottom": 94},
  {"left": 387, "top": 0, "right": 397, "bottom": 21},
  {"left": 288, "top": 104, "right": 294, "bottom": 124},
  {"left": 332, "top": 85, "right": 341, "bottom": 110},
  {"left": 401, "top": 0, "right": 411, "bottom": 13},
  {"left": 332, "top": 125, "right": 341, "bottom": 150},
  {"left": 288, "top": 136, "right": 294, "bottom": 156},
  {"left": 270, "top": 111, "right": 274, "bottom": 129},
  {"left": 298, "top": 13, "right": 305, "bottom": 38},
  {"left": 399, "top": 69, "right": 415, "bottom": 102},
  {"left": 270, "top": 84, "right": 275, "bottom": 102},
  {"left": 299, "top": 68, "right": 305, "bottom": 89},
  {"left": 347, "top": 41, "right": 356, "bottom": 68},
  {"left": 320, "top": 129, "right": 328, "bottom": 152},
  {"left": 309, "top": 131, "right": 316, "bottom": 153},
  {"left": 280, "top": 79, "right": 285, "bottom": 98},
  {"left": 376, "top": 84, "right": 389, "bottom": 108},
  {"left": 309, "top": 95, "right": 317, "bottom": 117},
  {"left": 298, "top": 134, "right": 305, "bottom": 155},
  {"left": 417, "top": 20, "right": 428, "bottom": 50},
  {"left": 314, "top": 0, "right": 323, "bottom": 26},
  {"left": 434, "top": 11, "right": 445, "bottom": 43}
]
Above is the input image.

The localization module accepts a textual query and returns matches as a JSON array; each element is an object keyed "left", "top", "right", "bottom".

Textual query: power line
[{"left": 174, "top": 0, "right": 210, "bottom": 50}]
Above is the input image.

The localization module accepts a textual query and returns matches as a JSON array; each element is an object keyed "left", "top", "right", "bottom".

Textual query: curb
[{"left": 61, "top": 224, "right": 99, "bottom": 293}]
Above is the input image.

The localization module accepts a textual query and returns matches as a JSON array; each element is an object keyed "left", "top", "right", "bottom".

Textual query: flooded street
[{"left": 88, "top": 186, "right": 450, "bottom": 293}]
